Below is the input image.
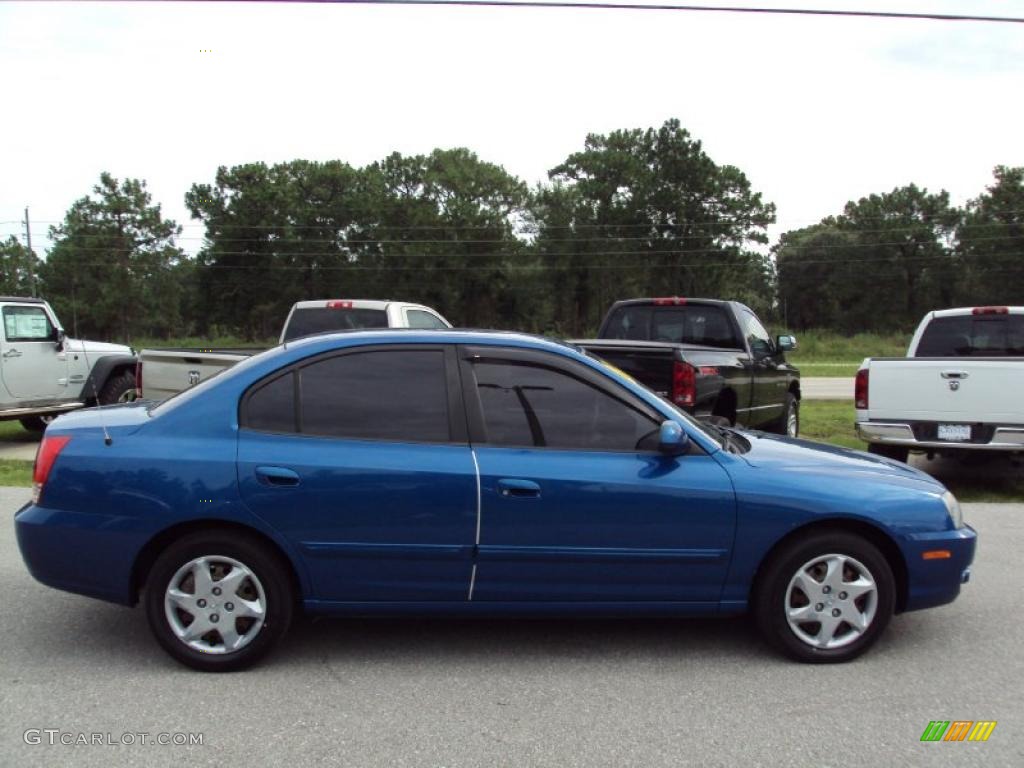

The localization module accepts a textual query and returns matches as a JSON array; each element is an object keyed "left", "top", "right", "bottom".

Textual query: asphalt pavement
[
  {"left": 1, "top": 488, "right": 1021, "bottom": 767},
  {"left": 802, "top": 377, "right": 853, "bottom": 400}
]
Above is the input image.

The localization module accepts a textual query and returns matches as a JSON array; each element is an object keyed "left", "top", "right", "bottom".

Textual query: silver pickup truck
[
  {"left": 855, "top": 305, "right": 1024, "bottom": 461},
  {"left": 138, "top": 299, "right": 451, "bottom": 400}
]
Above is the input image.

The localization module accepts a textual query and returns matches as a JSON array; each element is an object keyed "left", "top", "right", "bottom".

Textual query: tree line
[{"left": 1, "top": 119, "right": 1020, "bottom": 342}]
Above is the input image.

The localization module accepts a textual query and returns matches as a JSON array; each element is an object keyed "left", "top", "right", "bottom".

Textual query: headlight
[{"left": 942, "top": 491, "right": 963, "bottom": 529}]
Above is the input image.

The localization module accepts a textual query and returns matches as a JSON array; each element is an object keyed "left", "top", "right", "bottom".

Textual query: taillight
[
  {"left": 972, "top": 306, "right": 1008, "bottom": 315},
  {"left": 855, "top": 368, "right": 869, "bottom": 410},
  {"left": 33, "top": 435, "right": 71, "bottom": 504},
  {"left": 134, "top": 360, "right": 143, "bottom": 397},
  {"left": 653, "top": 297, "right": 687, "bottom": 306},
  {"left": 672, "top": 361, "right": 696, "bottom": 407},
  {"left": 326, "top": 300, "right": 354, "bottom": 309}
]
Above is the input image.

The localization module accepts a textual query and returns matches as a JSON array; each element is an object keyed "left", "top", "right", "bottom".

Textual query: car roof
[
  {"left": 929, "top": 306, "right": 1024, "bottom": 318},
  {"left": 290, "top": 299, "right": 438, "bottom": 311}
]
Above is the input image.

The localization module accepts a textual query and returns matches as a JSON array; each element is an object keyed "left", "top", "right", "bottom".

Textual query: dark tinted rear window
[
  {"left": 282, "top": 307, "right": 388, "bottom": 342},
  {"left": 299, "top": 350, "right": 450, "bottom": 442},
  {"left": 602, "top": 304, "right": 739, "bottom": 348},
  {"left": 246, "top": 372, "right": 296, "bottom": 432},
  {"left": 916, "top": 315, "right": 1024, "bottom": 356}
]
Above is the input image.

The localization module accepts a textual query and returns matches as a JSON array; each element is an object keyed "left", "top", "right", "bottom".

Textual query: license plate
[{"left": 937, "top": 424, "right": 971, "bottom": 441}]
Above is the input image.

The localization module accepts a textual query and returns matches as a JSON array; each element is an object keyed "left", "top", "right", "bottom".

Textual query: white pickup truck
[
  {"left": 0, "top": 296, "right": 138, "bottom": 430},
  {"left": 138, "top": 299, "right": 452, "bottom": 400},
  {"left": 855, "top": 306, "right": 1024, "bottom": 462}
]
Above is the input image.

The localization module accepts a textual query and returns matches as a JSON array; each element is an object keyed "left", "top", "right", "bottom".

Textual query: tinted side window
[
  {"left": 471, "top": 360, "right": 659, "bottom": 451},
  {"left": 299, "top": 350, "right": 450, "bottom": 442},
  {"left": 246, "top": 373, "right": 296, "bottom": 433},
  {"left": 917, "top": 315, "right": 1024, "bottom": 356},
  {"left": 3, "top": 306, "right": 54, "bottom": 342},
  {"left": 740, "top": 309, "right": 773, "bottom": 357},
  {"left": 407, "top": 310, "right": 448, "bottom": 329}
]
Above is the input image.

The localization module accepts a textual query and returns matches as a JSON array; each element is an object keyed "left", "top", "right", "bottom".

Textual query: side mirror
[
  {"left": 54, "top": 328, "right": 66, "bottom": 350},
  {"left": 776, "top": 334, "right": 797, "bottom": 352},
  {"left": 658, "top": 420, "right": 690, "bottom": 456}
]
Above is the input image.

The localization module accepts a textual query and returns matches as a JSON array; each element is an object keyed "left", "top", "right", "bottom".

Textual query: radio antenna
[{"left": 76, "top": 338, "right": 113, "bottom": 446}]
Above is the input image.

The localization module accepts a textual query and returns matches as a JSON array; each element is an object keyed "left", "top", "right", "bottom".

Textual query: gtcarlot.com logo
[
  {"left": 23, "top": 730, "right": 203, "bottom": 746},
  {"left": 920, "top": 721, "right": 997, "bottom": 742}
]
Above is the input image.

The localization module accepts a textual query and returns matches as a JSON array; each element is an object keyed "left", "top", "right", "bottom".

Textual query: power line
[{"left": 306, "top": 1, "right": 1024, "bottom": 25}]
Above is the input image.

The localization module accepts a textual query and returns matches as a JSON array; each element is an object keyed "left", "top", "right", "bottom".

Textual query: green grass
[
  {"left": 0, "top": 459, "right": 33, "bottom": 487},
  {"left": 0, "top": 420, "right": 42, "bottom": 443},
  {"left": 783, "top": 330, "right": 910, "bottom": 377},
  {"left": 800, "top": 400, "right": 1024, "bottom": 502}
]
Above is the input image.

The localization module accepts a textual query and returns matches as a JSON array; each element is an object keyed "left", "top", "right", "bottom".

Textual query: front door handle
[
  {"left": 2, "top": 348, "right": 21, "bottom": 359},
  {"left": 497, "top": 478, "right": 541, "bottom": 498},
  {"left": 255, "top": 466, "right": 300, "bottom": 487}
]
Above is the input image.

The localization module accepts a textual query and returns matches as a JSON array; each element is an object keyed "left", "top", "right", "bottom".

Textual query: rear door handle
[
  {"left": 2, "top": 349, "right": 21, "bottom": 358},
  {"left": 497, "top": 479, "right": 541, "bottom": 498},
  {"left": 255, "top": 466, "right": 300, "bottom": 487}
]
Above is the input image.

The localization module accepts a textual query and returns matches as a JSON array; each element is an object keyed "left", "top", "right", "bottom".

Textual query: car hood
[
  {"left": 732, "top": 430, "right": 944, "bottom": 491},
  {"left": 65, "top": 338, "right": 133, "bottom": 356}
]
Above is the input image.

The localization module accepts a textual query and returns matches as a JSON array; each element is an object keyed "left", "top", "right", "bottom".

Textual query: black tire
[
  {"left": 144, "top": 531, "right": 294, "bottom": 672},
  {"left": 754, "top": 531, "right": 895, "bottom": 663},
  {"left": 767, "top": 392, "right": 799, "bottom": 437},
  {"left": 98, "top": 369, "right": 137, "bottom": 405},
  {"left": 20, "top": 414, "right": 57, "bottom": 432},
  {"left": 867, "top": 443, "right": 910, "bottom": 463}
]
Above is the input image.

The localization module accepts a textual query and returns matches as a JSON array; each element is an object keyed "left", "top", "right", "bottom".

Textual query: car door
[
  {"left": 0, "top": 303, "right": 68, "bottom": 401},
  {"left": 737, "top": 307, "right": 787, "bottom": 428},
  {"left": 237, "top": 345, "right": 478, "bottom": 602},
  {"left": 460, "top": 345, "right": 736, "bottom": 603}
]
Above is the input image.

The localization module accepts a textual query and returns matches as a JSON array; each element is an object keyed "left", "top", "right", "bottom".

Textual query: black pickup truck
[{"left": 572, "top": 298, "right": 801, "bottom": 435}]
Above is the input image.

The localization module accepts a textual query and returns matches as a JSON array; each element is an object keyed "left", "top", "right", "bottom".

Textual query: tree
[
  {"left": 41, "top": 173, "right": 185, "bottom": 341},
  {"left": 534, "top": 119, "right": 776, "bottom": 334},
  {"left": 775, "top": 184, "right": 958, "bottom": 332},
  {"left": 957, "top": 166, "right": 1024, "bottom": 305},
  {"left": 0, "top": 236, "right": 40, "bottom": 296}
]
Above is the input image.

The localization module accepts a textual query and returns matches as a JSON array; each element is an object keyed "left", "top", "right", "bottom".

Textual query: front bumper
[
  {"left": 901, "top": 524, "right": 977, "bottom": 612},
  {"left": 857, "top": 421, "right": 1024, "bottom": 451}
]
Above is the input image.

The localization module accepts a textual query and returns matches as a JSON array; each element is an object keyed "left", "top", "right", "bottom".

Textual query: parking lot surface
[{"left": 1, "top": 488, "right": 1021, "bottom": 767}]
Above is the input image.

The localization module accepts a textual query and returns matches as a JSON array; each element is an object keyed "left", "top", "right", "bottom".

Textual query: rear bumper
[
  {"left": 901, "top": 524, "right": 977, "bottom": 612},
  {"left": 857, "top": 421, "right": 1024, "bottom": 451},
  {"left": 14, "top": 502, "right": 138, "bottom": 605}
]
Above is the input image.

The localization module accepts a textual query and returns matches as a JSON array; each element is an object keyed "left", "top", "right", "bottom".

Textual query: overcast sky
[{"left": 1, "top": 0, "right": 1022, "bottom": 256}]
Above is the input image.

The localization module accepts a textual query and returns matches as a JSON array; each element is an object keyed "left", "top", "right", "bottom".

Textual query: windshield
[
  {"left": 916, "top": 315, "right": 1024, "bottom": 356},
  {"left": 282, "top": 308, "right": 388, "bottom": 342}
]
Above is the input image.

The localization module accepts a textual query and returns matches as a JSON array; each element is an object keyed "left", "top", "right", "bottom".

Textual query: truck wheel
[
  {"left": 145, "top": 531, "right": 294, "bottom": 672},
  {"left": 754, "top": 531, "right": 895, "bottom": 663},
  {"left": 19, "top": 415, "right": 57, "bottom": 432},
  {"left": 768, "top": 393, "right": 799, "bottom": 437},
  {"left": 867, "top": 444, "right": 910, "bottom": 463},
  {"left": 98, "top": 369, "right": 137, "bottom": 405}
]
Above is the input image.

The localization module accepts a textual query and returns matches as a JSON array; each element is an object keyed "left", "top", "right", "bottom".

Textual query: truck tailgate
[
  {"left": 572, "top": 340, "right": 677, "bottom": 397},
  {"left": 140, "top": 349, "right": 262, "bottom": 400},
  {"left": 868, "top": 358, "right": 1024, "bottom": 423}
]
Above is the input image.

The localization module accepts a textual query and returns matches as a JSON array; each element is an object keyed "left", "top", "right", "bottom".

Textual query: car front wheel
[
  {"left": 754, "top": 532, "right": 895, "bottom": 663},
  {"left": 145, "top": 531, "right": 293, "bottom": 672}
]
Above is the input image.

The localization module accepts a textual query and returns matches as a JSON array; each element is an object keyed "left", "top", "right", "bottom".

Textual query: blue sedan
[{"left": 15, "top": 331, "right": 976, "bottom": 671}]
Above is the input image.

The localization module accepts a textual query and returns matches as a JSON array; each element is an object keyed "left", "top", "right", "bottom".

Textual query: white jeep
[{"left": 0, "top": 296, "right": 137, "bottom": 431}]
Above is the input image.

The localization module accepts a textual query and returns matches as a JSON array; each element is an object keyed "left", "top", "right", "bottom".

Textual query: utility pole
[{"left": 23, "top": 207, "right": 36, "bottom": 297}]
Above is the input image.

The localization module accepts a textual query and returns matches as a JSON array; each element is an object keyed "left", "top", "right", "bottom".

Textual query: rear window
[
  {"left": 601, "top": 304, "right": 739, "bottom": 349},
  {"left": 916, "top": 315, "right": 1024, "bottom": 356},
  {"left": 282, "top": 307, "right": 388, "bottom": 342}
]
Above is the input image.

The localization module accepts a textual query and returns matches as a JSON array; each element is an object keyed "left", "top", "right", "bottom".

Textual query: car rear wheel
[
  {"left": 754, "top": 532, "right": 895, "bottom": 663},
  {"left": 867, "top": 443, "right": 910, "bottom": 463},
  {"left": 99, "top": 369, "right": 137, "bottom": 405},
  {"left": 20, "top": 414, "right": 57, "bottom": 432},
  {"left": 145, "top": 532, "right": 293, "bottom": 672}
]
